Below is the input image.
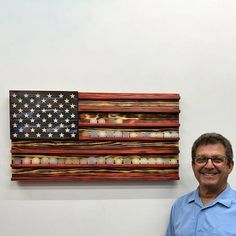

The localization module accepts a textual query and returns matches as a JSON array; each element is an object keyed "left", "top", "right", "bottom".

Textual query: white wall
[{"left": 1, "top": 0, "right": 236, "bottom": 235}]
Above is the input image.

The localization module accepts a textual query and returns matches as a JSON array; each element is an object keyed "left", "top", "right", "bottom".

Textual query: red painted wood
[
  {"left": 11, "top": 173, "right": 179, "bottom": 181},
  {"left": 79, "top": 92, "right": 180, "bottom": 100},
  {"left": 11, "top": 164, "right": 179, "bottom": 169},
  {"left": 78, "top": 121, "right": 180, "bottom": 127},
  {"left": 11, "top": 148, "right": 179, "bottom": 155},
  {"left": 79, "top": 106, "right": 180, "bottom": 113},
  {"left": 11, "top": 140, "right": 179, "bottom": 147},
  {"left": 78, "top": 137, "right": 179, "bottom": 141}
]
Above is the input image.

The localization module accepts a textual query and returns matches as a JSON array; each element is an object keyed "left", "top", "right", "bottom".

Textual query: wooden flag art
[{"left": 10, "top": 91, "right": 180, "bottom": 181}]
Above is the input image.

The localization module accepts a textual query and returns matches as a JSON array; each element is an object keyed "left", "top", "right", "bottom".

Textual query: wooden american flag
[{"left": 10, "top": 91, "right": 180, "bottom": 181}]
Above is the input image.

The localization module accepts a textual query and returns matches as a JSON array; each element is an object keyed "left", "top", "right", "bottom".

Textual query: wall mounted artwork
[{"left": 10, "top": 91, "right": 180, "bottom": 181}]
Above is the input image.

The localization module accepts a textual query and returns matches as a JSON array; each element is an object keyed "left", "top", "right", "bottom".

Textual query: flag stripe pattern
[{"left": 10, "top": 91, "right": 180, "bottom": 181}]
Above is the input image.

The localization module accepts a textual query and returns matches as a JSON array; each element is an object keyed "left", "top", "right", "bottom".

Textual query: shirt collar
[{"left": 187, "top": 185, "right": 234, "bottom": 208}]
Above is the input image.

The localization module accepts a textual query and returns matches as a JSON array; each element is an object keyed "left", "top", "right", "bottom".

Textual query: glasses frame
[{"left": 193, "top": 155, "right": 228, "bottom": 166}]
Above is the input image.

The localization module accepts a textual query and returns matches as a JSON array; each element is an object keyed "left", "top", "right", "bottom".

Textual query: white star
[
  {"left": 47, "top": 103, "right": 52, "bottom": 108},
  {"left": 71, "top": 114, "right": 75, "bottom": 118},
  {"left": 24, "top": 113, "right": 29, "bottom": 118},
  {"left": 47, "top": 93, "right": 52, "bottom": 98},
  {"left": 42, "top": 118, "right": 47, "bottom": 123},
  {"left": 65, "top": 118, "right": 70, "bottom": 123},
  {"left": 41, "top": 98, "right": 46, "bottom": 103},
  {"left": 13, "top": 133, "right": 18, "bottom": 137},
  {"left": 71, "top": 133, "right": 76, "bottom": 138},
  {"left": 48, "top": 123, "right": 52, "bottom": 128},
  {"left": 53, "top": 118, "right": 58, "bottom": 123},
  {"left": 64, "top": 99, "right": 69, "bottom": 103},
  {"left": 65, "top": 109, "right": 69, "bottom": 113},
  {"left": 36, "top": 133, "right": 41, "bottom": 138},
  {"left": 18, "top": 98, "right": 23, "bottom": 103},
  {"left": 19, "top": 128, "right": 23, "bottom": 132},
  {"left": 59, "top": 113, "right": 64, "bottom": 118},
  {"left": 59, "top": 104, "right": 63, "bottom": 108},
  {"left": 24, "top": 133, "right": 29, "bottom": 137},
  {"left": 36, "top": 104, "right": 40, "bottom": 108},
  {"left": 30, "top": 98, "right": 34, "bottom": 103},
  {"left": 53, "top": 108, "right": 58, "bottom": 113},
  {"left": 70, "top": 94, "right": 75, "bottom": 99},
  {"left": 65, "top": 128, "right": 70, "bottom": 133},
  {"left": 13, "top": 113, "right": 17, "bottom": 118},
  {"left": 70, "top": 104, "right": 76, "bottom": 108},
  {"left": 59, "top": 133, "right": 64, "bottom": 137},
  {"left": 60, "top": 123, "right": 64, "bottom": 128},
  {"left": 47, "top": 113, "right": 52, "bottom": 118},
  {"left": 24, "top": 93, "right": 29, "bottom": 98},
  {"left": 42, "top": 108, "right": 47, "bottom": 113},
  {"left": 54, "top": 128, "right": 58, "bottom": 133},
  {"left": 12, "top": 103, "right": 17, "bottom": 108},
  {"left": 53, "top": 98, "right": 58, "bottom": 103},
  {"left": 71, "top": 123, "right": 76, "bottom": 128},
  {"left": 42, "top": 128, "right": 47, "bottom": 132},
  {"left": 30, "top": 108, "right": 35, "bottom": 113},
  {"left": 12, "top": 93, "right": 17, "bottom": 98},
  {"left": 36, "top": 113, "right": 41, "bottom": 118},
  {"left": 30, "top": 128, "right": 35, "bottom": 133},
  {"left": 59, "top": 94, "right": 63, "bottom": 98},
  {"left": 13, "top": 123, "right": 17, "bottom": 128},
  {"left": 18, "top": 108, "right": 23, "bottom": 113},
  {"left": 19, "top": 118, "right": 23, "bottom": 123},
  {"left": 36, "top": 93, "right": 40, "bottom": 98},
  {"left": 24, "top": 123, "right": 29, "bottom": 128},
  {"left": 30, "top": 118, "right": 35, "bottom": 123},
  {"left": 36, "top": 123, "right": 41, "bottom": 128},
  {"left": 48, "top": 133, "right": 53, "bottom": 137}
]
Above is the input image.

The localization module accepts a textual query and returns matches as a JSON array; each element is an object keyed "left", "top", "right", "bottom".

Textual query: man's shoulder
[
  {"left": 169, "top": 190, "right": 196, "bottom": 216},
  {"left": 173, "top": 190, "right": 196, "bottom": 206},
  {"left": 227, "top": 186, "right": 236, "bottom": 199}
]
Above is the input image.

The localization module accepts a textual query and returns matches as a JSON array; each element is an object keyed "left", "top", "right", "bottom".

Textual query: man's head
[
  {"left": 191, "top": 133, "right": 234, "bottom": 192},
  {"left": 192, "top": 133, "right": 233, "bottom": 164}
]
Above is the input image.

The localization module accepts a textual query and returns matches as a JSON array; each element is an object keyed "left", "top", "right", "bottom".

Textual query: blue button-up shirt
[{"left": 165, "top": 185, "right": 236, "bottom": 236}]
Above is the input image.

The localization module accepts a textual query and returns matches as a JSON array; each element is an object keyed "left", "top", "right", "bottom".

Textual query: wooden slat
[
  {"left": 11, "top": 148, "right": 179, "bottom": 155},
  {"left": 79, "top": 106, "right": 180, "bottom": 113},
  {"left": 78, "top": 121, "right": 180, "bottom": 128},
  {"left": 11, "top": 164, "right": 179, "bottom": 169},
  {"left": 12, "top": 173, "right": 179, "bottom": 181},
  {"left": 78, "top": 137, "right": 179, "bottom": 141},
  {"left": 79, "top": 92, "right": 180, "bottom": 100},
  {"left": 11, "top": 140, "right": 179, "bottom": 151}
]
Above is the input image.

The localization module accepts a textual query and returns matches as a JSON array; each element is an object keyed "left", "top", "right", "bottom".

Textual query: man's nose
[{"left": 204, "top": 158, "right": 215, "bottom": 168}]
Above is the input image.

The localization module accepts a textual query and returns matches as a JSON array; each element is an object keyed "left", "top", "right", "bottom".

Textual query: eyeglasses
[{"left": 194, "top": 155, "right": 228, "bottom": 165}]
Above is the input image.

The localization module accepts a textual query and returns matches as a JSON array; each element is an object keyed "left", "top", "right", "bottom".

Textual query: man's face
[{"left": 192, "top": 143, "right": 234, "bottom": 191}]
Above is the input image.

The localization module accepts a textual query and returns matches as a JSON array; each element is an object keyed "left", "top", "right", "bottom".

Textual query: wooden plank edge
[
  {"left": 11, "top": 174, "right": 180, "bottom": 181},
  {"left": 11, "top": 149, "right": 179, "bottom": 154},
  {"left": 78, "top": 106, "right": 180, "bottom": 113},
  {"left": 11, "top": 164, "right": 179, "bottom": 168},
  {"left": 79, "top": 92, "right": 180, "bottom": 100},
  {"left": 78, "top": 122, "right": 180, "bottom": 128}
]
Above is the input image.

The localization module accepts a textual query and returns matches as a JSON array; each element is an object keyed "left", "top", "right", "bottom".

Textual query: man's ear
[{"left": 228, "top": 161, "right": 234, "bottom": 174}]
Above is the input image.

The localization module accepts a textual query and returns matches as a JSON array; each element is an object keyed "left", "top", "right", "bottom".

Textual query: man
[{"left": 166, "top": 132, "right": 236, "bottom": 235}]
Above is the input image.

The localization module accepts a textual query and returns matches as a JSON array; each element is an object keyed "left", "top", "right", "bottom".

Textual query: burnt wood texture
[{"left": 10, "top": 91, "right": 180, "bottom": 181}]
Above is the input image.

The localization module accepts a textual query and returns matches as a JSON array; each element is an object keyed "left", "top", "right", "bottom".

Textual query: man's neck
[{"left": 199, "top": 184, "right": 227, "bottom": 205}]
